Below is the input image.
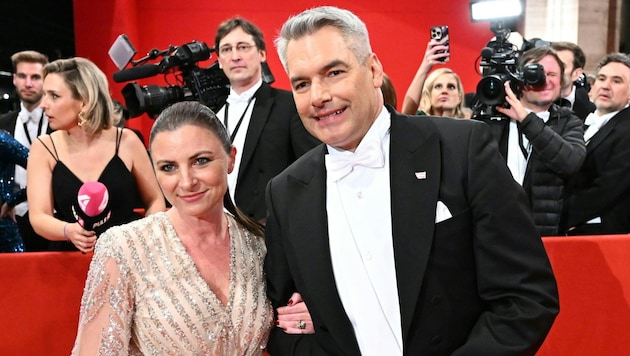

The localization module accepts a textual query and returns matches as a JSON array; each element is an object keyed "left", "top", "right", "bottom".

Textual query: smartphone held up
[{"left": 430, "top": 25, "right": 450, "bottom": 62}]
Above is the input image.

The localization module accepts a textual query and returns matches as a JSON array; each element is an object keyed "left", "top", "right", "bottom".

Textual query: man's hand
[
  {"left": 494, "top": 81, "right": 529, "bottom": 122},
  {"left": 1, "top": 203, "right": 16, "bottom": 223}
]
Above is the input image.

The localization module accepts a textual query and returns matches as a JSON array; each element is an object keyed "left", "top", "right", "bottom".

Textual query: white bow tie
[
  {"left": 325, "top": 140, "right": 385, "bottom": 181},
  {"left": 584, "top": 112, "right": 600, "bottom": 127},
  {"left": 19, "top": 110, "right": 40, "bottom": 124},
  {"left": 226, "top": 94, "right": 253, "bottom": 105},
  {"left": 583, "top": 112, "right": 610, "bottom": 143}
]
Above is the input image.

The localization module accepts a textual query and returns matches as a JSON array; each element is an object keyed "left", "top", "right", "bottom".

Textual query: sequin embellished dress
[
  {"left": 72, "top": 212, "right": 273, "bottom": 355},
  {"left": 0, "top": 130, "right": 29, "bottom": 252}
]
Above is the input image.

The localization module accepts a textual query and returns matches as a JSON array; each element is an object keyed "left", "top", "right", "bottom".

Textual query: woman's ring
[{"left": 296, "top": 320, "right": 306, "bottom": 330}]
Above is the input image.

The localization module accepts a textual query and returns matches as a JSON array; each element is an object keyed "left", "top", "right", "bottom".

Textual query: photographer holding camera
[
  {"left": 479, "top": 46, "right": 586, "bottom": 236},
  {"left": 213, "top": 17, "right": 320, "bottom": 223}
]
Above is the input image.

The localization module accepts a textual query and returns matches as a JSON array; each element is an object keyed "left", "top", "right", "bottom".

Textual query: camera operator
[
  {"left": 481, "top": 46, "right": 586, "bottom": 236},
  {"left": 551, "top": 41, "right": 596, "bottom": 121},
  {"left": 213, "top": 17, "right": 320, "bottom": 223}
]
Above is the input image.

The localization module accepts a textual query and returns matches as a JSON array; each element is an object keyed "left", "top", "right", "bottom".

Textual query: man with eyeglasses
[{"left": 213, "top": 17, "right": 320, "bottom": 223}]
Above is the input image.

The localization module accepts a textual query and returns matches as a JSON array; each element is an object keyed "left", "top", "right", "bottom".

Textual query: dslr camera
[
  {"left": 470, "top": 22, "right": 548, "bottom": 119},
  {"left": 111, "top": 38, "right": 230, "bottom": 118}
]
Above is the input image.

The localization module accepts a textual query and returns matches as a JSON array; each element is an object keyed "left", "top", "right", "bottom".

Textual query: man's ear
[
  {"left": 572, "top": 68, "right": 584, "bottom": 83},
  {"left": 369, "top": 53, "right": 384, "bottom": 88}
]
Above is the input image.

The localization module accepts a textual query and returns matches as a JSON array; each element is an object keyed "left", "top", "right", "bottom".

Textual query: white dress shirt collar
[
  {"left": 583, "top": 105, "right": 627, "bottom": 143},
  {"left": 327, "top": 106, "right": 390, "bottom": 157},
  {"left": 564, "top": 85, "right": 577, "bottom": 107},
  {"left": 18, "top": 103, "right": 43, "bottom": 124},
  {"left": 226, "top": 78, "right": 262, "bottom": 104}
]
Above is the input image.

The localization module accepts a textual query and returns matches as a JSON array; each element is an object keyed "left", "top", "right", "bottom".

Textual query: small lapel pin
[{"left": 415, "top": 171, "right": 427, "bottom": 180}]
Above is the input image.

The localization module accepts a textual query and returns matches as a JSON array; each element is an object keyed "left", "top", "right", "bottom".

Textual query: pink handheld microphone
[{"left": 72, "top": 182, "right": 111, "bottom": 230}]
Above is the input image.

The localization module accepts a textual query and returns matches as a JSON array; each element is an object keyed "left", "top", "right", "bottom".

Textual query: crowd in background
[
  {"left": 3, "top": 38, "right": 628, "bottom": 250},
  {"left": 398, "top": 35, "right": 630, "bottom": 237}
]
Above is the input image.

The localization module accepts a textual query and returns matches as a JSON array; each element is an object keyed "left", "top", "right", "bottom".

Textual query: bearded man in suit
[{"left": 0, "top": 50, "right": 50, "bottom": 251}]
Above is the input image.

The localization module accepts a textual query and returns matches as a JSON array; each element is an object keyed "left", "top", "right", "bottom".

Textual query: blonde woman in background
[
  {"left": 27, "top": 57, "right": 165, "bottom": 252},
  {"left": 418, "top": 68, "right": 469, "bottom": 118},
  {"left": 402, "top": 39, "right": 469, "bottom": 118}
]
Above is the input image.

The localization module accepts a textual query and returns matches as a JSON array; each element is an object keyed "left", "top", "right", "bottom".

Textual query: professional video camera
[
  {"left": 469, "top": 21, "right": 548, "bottom": 119},
  {"left": 110, "top": 36, "right": 230, "bottom": 118}
]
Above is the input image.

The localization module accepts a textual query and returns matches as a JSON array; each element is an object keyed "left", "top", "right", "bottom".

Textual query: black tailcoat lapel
[
  {"left": 586, "top": 106, "right": 629, "bottom": 151},
  {"left": 389, "top": 113, "right": 441, "bottom": 340},
  {"left": 238, "top": 83, "right": 272, "bottom": 180},
  {"left": 285, "top": 145, "right": 361, "bottom": 354}
]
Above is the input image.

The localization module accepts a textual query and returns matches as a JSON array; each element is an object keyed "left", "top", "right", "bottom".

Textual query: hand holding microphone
[
  {"left": 63, "top": 222, "right": 96, "bottom": 253},
  {"left": 67, "top": 182, "right": 111, "bottom": 252}
]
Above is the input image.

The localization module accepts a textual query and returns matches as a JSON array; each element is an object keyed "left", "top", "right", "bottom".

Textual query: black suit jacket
[
  {"left": 0, "top": 110, "right": 19, "bottom": 135},
  {"left": 571, "top": 86, "right": 596, "bottom": 122},
  {"left": 0, "top": 109, "right": 52, "bottom": 138},
  {"left": 265, "top": 109, "right": 559, "bottom": 355},
  {"left": 562, "top": 106, "right": 630, "bottom": 234},
  {"left": 232, "top": 83, "right": 320, "bottom": 221}
]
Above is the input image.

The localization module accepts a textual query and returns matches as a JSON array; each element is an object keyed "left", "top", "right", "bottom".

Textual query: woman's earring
[{"left": 78, "top": 111, "right": 86, "bottom": 127}]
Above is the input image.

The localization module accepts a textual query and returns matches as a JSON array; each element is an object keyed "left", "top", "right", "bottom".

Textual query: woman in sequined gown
[
  {"left": 72, "top": 102, "right": 311, "bottom": 355},
  {"left": 0, "top": 130, "right": 29, "bottom": 252}
]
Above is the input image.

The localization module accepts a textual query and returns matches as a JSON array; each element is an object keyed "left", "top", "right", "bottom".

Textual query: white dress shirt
[
  {"left": 506, "top": 110, "right": 550, "bottom": 185},
  {"left": 326, "top": 108, "right": 403, "bottom": 355},
  {"left": 564, "top": 85, "right": 577, "bottom": 108},
  {"left": 581, "top": 107, "right": 626, "bottom": 224},
  {"left": 583, "top": 106, "right": 626, "bottom": 143},
  {"left": 216, "top": 79, "right": 262, "bottom": 202},
  {"left": 13, "top": 103, "right": 48, "bottom": 217}
]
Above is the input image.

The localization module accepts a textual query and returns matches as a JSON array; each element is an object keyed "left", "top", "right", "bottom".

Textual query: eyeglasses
[{"left": 218, "top": 43, "right": 256, "bottom": 57}]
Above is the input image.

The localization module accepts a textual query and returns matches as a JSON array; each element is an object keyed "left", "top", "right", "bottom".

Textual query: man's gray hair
[
  {"left": 274, "top": 6, "right": 372, "bottom": 72},
  {"left": 595, "top": 52, "right": 630, "bottom": 74}
]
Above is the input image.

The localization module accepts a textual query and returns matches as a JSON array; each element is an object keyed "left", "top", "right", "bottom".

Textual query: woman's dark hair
[{"left": 149, "top": 101, "right": 264, "bottom": 237}]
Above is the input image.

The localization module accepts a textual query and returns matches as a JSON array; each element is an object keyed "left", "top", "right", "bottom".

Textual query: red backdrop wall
[{"left": 73, "top": 0, "right": 494, "bottom": 142}]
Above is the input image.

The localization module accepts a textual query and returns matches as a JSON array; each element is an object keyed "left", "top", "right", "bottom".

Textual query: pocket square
[
  {"left": 415, "top": 171, "right": 426, "bottom": 179},
  {"left": 435, "top": 201, "right": 453, "bottom": 223}
]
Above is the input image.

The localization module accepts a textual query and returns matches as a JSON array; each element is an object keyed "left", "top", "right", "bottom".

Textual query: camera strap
[
  {"left": 517, "top": 127, "right": 531, "bottom": 159},
  {"left": 224, "top": 95, "right": 255, "bottom": 142}
]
